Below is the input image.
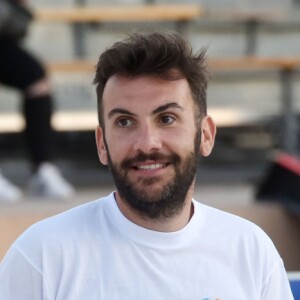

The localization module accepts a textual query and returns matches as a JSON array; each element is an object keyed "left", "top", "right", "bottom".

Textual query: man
[{"left": 0, "top": 32, "right": 293, "bottom": 299}]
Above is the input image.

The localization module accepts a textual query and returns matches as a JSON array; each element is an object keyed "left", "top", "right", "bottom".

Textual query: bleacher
[{"left": 1, "top": 2, "right": 300, "bottom": 154}]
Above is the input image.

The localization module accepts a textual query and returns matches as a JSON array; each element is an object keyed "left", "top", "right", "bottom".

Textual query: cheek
[
  {"left": 105, "top": 133, "right": 132, "bottom": 161},
  {"left": 163, "top": 129, "right": 196, "bottom": 154}
]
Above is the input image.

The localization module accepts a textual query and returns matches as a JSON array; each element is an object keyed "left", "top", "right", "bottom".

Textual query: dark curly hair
[{"left": 94, "top": 31, "right": 208, "bottom": 127}]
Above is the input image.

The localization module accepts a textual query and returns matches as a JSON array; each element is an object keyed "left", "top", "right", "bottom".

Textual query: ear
[
  {"left": 95, "top": 126, "right": 108, "bottom": 165},
  {"left": 200, "top": 115, "right": 216, "bottom": 157}
]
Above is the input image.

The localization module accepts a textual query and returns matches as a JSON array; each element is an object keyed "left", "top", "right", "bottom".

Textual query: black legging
[{"left": 0, "top": 38, "right": 53, "bottom": 169}]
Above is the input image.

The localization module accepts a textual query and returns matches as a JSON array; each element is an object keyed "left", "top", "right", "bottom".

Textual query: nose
[{"left": 133, "top": 123, "right": 162, "bottom": 153}]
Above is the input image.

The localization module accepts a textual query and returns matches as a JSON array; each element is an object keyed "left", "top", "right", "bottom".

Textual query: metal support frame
[
  {"left": 245, "top": 20, "right": 259, "bottom": 56},
  {"left": 72, "top": 23, "right": 87, "bottom": 58},
  {"left": 175, "top": 20, "right": 189, "bottom": 36},
  {"left": 72, "top": 0, "right": 87, "bottom": 58},
  {"left": 280, "top": 69, "right": 299, "bottom": 154}
]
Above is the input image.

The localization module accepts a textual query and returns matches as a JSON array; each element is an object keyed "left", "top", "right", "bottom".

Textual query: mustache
[{"left": 121, "top": 152, "right": 181, "bottom": 169}]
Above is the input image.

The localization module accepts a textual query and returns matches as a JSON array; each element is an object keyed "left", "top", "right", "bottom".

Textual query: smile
[{"left": 135, "top": 163, "right": 167, "bottom": 170}]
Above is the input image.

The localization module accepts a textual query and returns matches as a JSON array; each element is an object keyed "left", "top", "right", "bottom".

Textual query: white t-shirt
[{"left": 0, "top": 192, "right": 293, "bottom": 300}]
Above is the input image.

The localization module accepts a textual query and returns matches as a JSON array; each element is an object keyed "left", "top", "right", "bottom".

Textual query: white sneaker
[
  {"left": 28, "top": 163, "right": 75, "bottom": 200},
  {"left": 0, "top": 172, "right": 22, "bottom": 203}
]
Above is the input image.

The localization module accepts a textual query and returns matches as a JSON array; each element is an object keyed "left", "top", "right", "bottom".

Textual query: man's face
[{"left": 96, "top": 74, "right": 215, "bottom": 219}]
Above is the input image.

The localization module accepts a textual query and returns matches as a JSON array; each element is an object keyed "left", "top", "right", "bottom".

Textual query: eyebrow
[
  {"left": 108, "top": 102, "right": 184, "bottom": 119},
  {"left": 152, "top": 102, "right": 184, "bottom": 114},
  {"left": 108, "top": 108, "right": 136, "bottom": 119}
]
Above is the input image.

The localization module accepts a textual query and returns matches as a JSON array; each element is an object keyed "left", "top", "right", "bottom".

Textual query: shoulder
[
  {"left": 0, "top": 193, "right": 115, "bottom": 277},
  {"left": 13, "top": 193, "right": 115, "bottom": 251},
  {"left": 196, "top": 202, "right": 285, "bottom": 281},
  {"left": 196, "top": 201, "right": 280, "bottom": 257},
  {"left": 199, "top": 202, "right": 267, "bottom": 235}
]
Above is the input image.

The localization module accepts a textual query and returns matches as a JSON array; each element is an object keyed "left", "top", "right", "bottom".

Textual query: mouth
[{"left": 134, "top": 163, "right": 168, "bottom": 171}]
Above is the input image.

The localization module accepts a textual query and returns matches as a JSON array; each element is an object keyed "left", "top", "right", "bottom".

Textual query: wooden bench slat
[
  {"left": 0, "top": 114, "right": 25, "bottom": 133},
  {"left": 206, "top": 9, "right": 287, "bottom": 22},
  {"left": 209, "top": 57, "right": 300, "bottom": 71},
  {"left": 48, "top": 61, "right": 96, "bottom": 73},
  {"left": 35, "top": 5, "right": 204, "bottom": 23},
  {"left": 46, "top": 57, "right": 300, "bottom": 73}
]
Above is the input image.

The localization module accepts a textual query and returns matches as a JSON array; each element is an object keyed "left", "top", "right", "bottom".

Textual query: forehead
[{"left": 102, "top": 74, "right": 194, "bottom": 113}]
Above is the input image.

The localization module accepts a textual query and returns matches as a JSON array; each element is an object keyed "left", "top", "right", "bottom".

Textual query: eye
[
  {"left": 160, "top": 115, "right": 175, "bottom": 125},
  {"left": 116, "top": 118, "right": 133, "bottom": 128}
]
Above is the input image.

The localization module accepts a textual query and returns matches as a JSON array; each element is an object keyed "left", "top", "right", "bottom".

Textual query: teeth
[{"left": 137, "top": 163, "right": 165, "bottom": 170}]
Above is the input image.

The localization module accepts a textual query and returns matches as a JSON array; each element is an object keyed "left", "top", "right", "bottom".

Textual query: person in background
[
  {"left": 0, "top": 32, "right": 293, "bottom": 299},
  {"left": 0, "top": 0, "right": 74, "bottom": 202}
]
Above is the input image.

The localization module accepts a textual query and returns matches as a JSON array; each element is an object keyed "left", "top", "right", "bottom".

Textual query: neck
[{"left": 114, "top": 186, "right": 195, "bottom": 232}]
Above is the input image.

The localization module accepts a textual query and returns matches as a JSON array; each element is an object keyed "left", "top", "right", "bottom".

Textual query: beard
[{"left": 105, "top": 132, "right": 201, "bottom": 220}]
